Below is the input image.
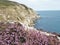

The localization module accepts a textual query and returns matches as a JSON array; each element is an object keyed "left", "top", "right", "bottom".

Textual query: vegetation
[{"left": 0, "top": 0, "right": 39, "bottom": 26}]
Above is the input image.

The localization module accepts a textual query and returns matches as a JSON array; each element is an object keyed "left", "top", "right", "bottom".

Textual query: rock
[{"left": 0, "top": 0, "right": 39, "bottom": 26}]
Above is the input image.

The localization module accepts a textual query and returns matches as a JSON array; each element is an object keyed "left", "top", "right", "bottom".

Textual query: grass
[{"left": 0, "top": 0, "right": 38, "bottom": 27}]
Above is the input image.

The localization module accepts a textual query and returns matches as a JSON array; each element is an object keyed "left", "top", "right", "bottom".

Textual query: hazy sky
[{"left": 11, "top": 0, "right": 60, "bottom": 11}]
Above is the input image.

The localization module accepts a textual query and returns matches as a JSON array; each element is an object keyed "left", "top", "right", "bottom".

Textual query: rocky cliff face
[{"left": 0, "top": 0, "right": 39, "bottom": 26}]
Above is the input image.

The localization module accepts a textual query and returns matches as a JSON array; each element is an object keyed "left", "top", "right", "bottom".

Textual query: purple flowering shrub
[{"left": 0, "top": 22, "right": 60, "bottom": 45}]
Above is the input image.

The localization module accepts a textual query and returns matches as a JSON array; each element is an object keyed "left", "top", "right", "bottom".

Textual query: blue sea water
[{"left": 34, "top": 11, "right": 60, "bottom": 33}]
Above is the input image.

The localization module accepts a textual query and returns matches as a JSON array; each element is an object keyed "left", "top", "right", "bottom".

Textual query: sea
[{"left": 34, "top": 11, "right": 60, "bottom": 33}]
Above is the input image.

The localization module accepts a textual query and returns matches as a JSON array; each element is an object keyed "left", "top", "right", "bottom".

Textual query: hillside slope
[{"left": 0, "top": 0, "right": 39, "bottom": 26}]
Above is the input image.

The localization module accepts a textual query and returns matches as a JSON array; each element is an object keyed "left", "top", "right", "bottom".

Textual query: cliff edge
[
  {"left": 0, "top": 0, "right": 39, "bottom": 26},
  {"left": 0, "top": 0, "right": 60, "bottom": 45}
]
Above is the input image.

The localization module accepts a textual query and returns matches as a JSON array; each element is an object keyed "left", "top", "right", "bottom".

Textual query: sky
[{"left": 10, "top": 0, "right": 60, "bottom": 11}]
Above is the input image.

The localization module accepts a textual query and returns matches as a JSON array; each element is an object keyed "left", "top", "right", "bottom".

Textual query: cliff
[
  {"left": 0, "top": 0, "right": 60, "bottom": 45},
  {"left": 0, "top": 0, "right": 39, "bottom": 26}
]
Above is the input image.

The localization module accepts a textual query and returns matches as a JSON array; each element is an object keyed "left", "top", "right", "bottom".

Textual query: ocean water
[{"left": 34, "top": 11, "right": 60, "bottom": 33}]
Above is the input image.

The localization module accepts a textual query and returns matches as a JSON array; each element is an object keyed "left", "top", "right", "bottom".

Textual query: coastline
[{"left": 0, "top": 0, "right": 60, "bottom": 45}]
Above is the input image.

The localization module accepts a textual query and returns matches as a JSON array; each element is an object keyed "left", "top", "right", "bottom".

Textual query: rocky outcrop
[
  {"left": 0, "top": 0, "right": 39, "bottom": 26},
  {"left": 0, "top": 22, "right": 60, "bottom": 45}
]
